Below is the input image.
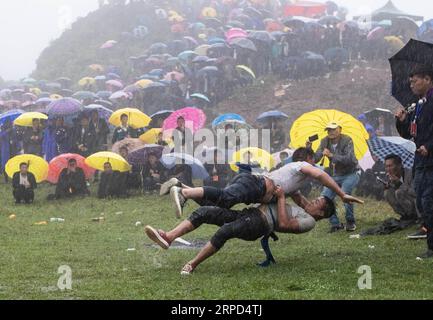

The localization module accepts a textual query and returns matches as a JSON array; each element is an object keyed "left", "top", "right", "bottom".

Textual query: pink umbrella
[
  {"left": 48, "top": 153, "right": 95, "bottom": 184},
  {"left": 225, "top": 28, "right": 248, "bottom": 42},
  {"left": 163, "top": 107, "right": 206, "bottom": 134},
  {"left": 367, "top": 27, "right": 385, "bottom": 41},
  {"left": 100, "top": 40, "right": 117, "bottom": 49},
  {"left": 109, "top": 91, "right": 132, "bottom": 101},
  {"left": 164, "top": 71, "right": 185, "bottom": 82},
  {"left": 106, "top": 79, "right": 124, "bottom": 89}
]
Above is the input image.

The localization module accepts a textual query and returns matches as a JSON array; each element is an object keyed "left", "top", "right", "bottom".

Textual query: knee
[
  {"left": 211, "top": 225, "right": 232, "bottom": 250},
  {"left": 188, "top": 207, "right": 211, "bottom": 227}
]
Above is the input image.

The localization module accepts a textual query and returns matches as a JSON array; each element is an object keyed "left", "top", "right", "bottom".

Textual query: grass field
[{"left": 0, "top": 180, "right": 432, "bottom": 300}]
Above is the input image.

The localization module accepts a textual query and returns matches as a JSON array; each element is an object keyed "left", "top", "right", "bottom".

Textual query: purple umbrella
[
  {"left": 83, "top": 104, "right": 113, "bottom": 121},
  {"left": 128, "top": 144, "right": 165, "bottom": 166},
  {"left": 46, "top": 98, "right": 82, "bottom": 117}
]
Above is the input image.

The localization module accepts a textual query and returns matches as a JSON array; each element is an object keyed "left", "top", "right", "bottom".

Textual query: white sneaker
[
  {"left": 180, "top": 263, "right": 194, "bottom": 275},
  {"left": 170, "top": 186, "right": 187, "bottom": 219},
  {"left": 159, "top": 178, "right": 180, "bottom": 196}
]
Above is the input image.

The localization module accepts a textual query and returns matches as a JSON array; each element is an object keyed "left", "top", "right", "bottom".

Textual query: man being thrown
[
  {"left": 160, "top": 147, "right": 363, "bottom": 218},
  {"left": 145, "top": 186, "right": 336, "bottom": 275}
]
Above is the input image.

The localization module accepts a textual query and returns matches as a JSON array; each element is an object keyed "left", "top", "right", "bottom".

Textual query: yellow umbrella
[
  {"left": 139, "top": 128, "right": 162, "bottom": 144},
  {"left": 85, "top": 152, "right": 131, "bottom": 173},
  {"left": 78, "top": 77, "right": 96, "bottom": 87},
  {"left": 135, "top": 79, "right": 154, "bottom": 89},
  {"left": 384, "top": 36, "right": 405, "bottom": 52},
  {"left": 50, "top": 94, "right": 63, "bottom": 100},
  {"left": 89, "top": 64, "right": 104, "bottom": 72},
  {"left": 290, "top": 109, "right": 369, "bottom": 167},
  {"left": 195, "top": 44, "right": 211, "bottom": 56},
  {"left": 168, "top": 14, "right": 184, "bottom": 23},
  {"left": 202, "top": 7, "right": 217, "bottom": 18},
  {"left": 236, "top": 65, "right": 256, "bottom": 79},
  {"left": 6, "top": 154, "right": 49, "bottom": 183},
  {"left": 30, "top": 88, "right": 42, "bottom": 96},
  {"left": 109, "top": 108, "right": 151, "bottom": 129},
  {"left": 14, "top": 112, "right": 48, "bottom": 127},
  {"left": 230, "top": 147, "right": 275, "bottom": 172}
]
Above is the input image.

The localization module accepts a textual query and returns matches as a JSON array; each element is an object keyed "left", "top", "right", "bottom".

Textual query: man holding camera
[
  {"left": 383, "top": 154, "right": 420, "bottom": 225},
  {"left": 395, "top": 66, "right": 433, "bottom": 258},
  {"left": 307, "top": 122, "right": 360, "bottom": 233}
]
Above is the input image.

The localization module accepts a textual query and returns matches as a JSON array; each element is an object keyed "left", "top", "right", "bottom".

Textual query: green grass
[{"left": 0, "top": 181, "right": 432, "bottom": 300}]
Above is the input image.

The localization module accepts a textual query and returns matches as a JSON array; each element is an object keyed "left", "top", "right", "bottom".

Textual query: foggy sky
[{"left": 0, "top": 0, "right": 432, "bottom": 81}]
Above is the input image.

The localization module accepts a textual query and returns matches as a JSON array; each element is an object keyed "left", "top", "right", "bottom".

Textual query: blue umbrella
[
  {"left": 212, "top": 113, "right": 245, "bottom": 127},
  {"left": 0, "top": 109, "right": 25, "bottom": 126},
  {"left": 257, "top": 110, "right": 289, "bottom": 123},
  {"left": 160, "top": 153, "right": 209, "bottom": 180},
  {"left": 148, "top": 69, "right": 164, "bottom": 76},
  {"left": 83, "top": 104, "right": 113, "bottom": 121},
  {"left": 417, "top": 19, "right": 433, "bottom": 41},
  {"left": 368, "top": 137, "right": 415, "bottom": 169},
  {"left": 72, "top": 91, "right": 98, "bottom": 101},
  {"left": 191, "top": 93, "right": 210, "bottom": 103},
  {"left": 96, "top": 91, "right": 112, "bottom": 99}
]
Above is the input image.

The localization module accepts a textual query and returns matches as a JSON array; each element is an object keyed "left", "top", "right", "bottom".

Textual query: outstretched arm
[{"left": 300, "top": 165, "right": 364, "bottom": 204}]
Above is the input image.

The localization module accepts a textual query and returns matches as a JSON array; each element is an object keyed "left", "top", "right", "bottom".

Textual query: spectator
[
  {"left": 23, "top": 119, "right": 43, "bottom": 156},
  {"left": 119, "top": 146, "right": 142, "bottom": 192},
  {"left": 73, "top": 115, "right": 96, "bottom": 157},
  {"left": 142, "top": 153, "right": 167, "bottom": 193},
  {"left": 203, "top": 149, "right": 231, "bottom": 188},
  {"left": 112, "top": 113, "right": 136, "bottom": 144},
  {"left": 98, "top": 162, "right": 127, "bottom": 198},
  {"left": 309, "top": 121, "right": 360, "bottom": 233},
  {"left": 12, "top": 162, "right": 37, "bottom": 204},
  {"left": 90, "top": 110, "right": 110, "bottom": 151},
  {"left": 48, "top": 159, "right": 90, "bottom": 200}
]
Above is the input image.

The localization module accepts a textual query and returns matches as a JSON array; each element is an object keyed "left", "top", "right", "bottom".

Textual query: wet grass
[{"left": 0, "top": 181, "right": 432, "bottom": 300}]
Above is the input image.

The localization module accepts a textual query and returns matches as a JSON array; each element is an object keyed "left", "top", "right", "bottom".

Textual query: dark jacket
[
  {"left": 313, "top": 134, "right": 358, "bottom": 176},
  {"left": 90, "top": 118, "right": 110, "bottom": 151},
  {"left": 23, "top": 127, "right": 43, "bottom": 156},
  {"left": 55, "top": 167, "right": 89, "bottom": 197},
  {"left": 397, "top": 99, "right": 433, "bottom": 169},
  {"left": 72, "top": 125, "right": 96, "bottom": 157},
  {"left": 142, "top": 162, "right": 167, "bottom": 182},
  {"left": 112, "top": 126, "right": 137, "bottom": 144},
  {"left": 98, "top": 170, "right": 126, "bottom": 198},
  {"left": 12, "top": 172, "right": 37, "bottom": 190}
]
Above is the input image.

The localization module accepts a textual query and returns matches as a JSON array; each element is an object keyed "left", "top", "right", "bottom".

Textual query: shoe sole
[
  {"left": 170, "top": 187, "right": 183, "bottom": 219},
  {"left": 144, "top": 226, "right": 169, "bottom": 250},
  {"left": 159, "top": 178, "right": 179, "bottom": 196}
]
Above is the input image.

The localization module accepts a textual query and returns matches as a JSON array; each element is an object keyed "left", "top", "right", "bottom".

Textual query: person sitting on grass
[
  {"left": 12, "top": 162, "right": 37, "bottom": 204},
  {"left": 145, "top": 186, "right": 335, "bottom": 275},
  {"left": 98, "top": 162, "right": 126, "bottom": 199},
  {"left": 142, "top": 153, "right": 167, "bottom": 193},
  {"left": 48, "top": 159, "right": 90, "bottom": 200}
]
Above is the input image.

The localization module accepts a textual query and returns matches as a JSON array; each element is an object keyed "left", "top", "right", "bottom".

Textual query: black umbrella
[
  {"left": 229, "top": 38, "right": 257, "bottom": 51},
  {"left": 389, "top": 39, "right": 433, "bottom": 107},
  {"left": 248, "top": 30, "right": 275, "bottom": 44},
  {"left": 196, "top": 66, "right": 219, "bottom": 78},
  {"left": 203, "top": 17, "right": 223, "bottom": 29},
  {"left": 226, "top": 20, "right": 245, "bottom": 29}
]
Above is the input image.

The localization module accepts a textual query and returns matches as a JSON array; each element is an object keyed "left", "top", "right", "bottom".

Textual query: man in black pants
[
  {"left": 12, "top": 162, "right": 37, "bottom": 204},
  {"left": 145, "top": 186, "right": 336, "bottom": 275}
]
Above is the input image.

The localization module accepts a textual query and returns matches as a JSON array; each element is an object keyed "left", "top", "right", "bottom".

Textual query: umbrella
[
  {"left": 100, "top": 40, "right": 117, "bottom": 49},
  {"left": 107, "top": 72, "right": 121, "bottom": 80},
  {"left": 368, "top": 137, "right": 415, "bottom": 169},
  {"left": 47, "top": 153, "right": 96, "bottom": 184},
  {"left": 367, "top": 27, "right": 386, "bottom": 41},
  {"left": 164, "top": 71, "right": 184, "bottom": 82},
  {"left": 35, "top": 98, "right": 52, "bottom": 106},
  {"left": 0, "top": 89, "right": 12, "bottom": 99},
  {"left": 230, "top": 147, "right": 275, "bottom": 173},
  {"left": 148, "top": 69, "right": 164, "bottom": 77},
  {"left": 195, "top": 45, "right": 211, "bottom": 56},
  {"left": 149, "top": 111, "right": 174, "bottom": 128},
  {"left": 106, "top": 80, "right": 124, "bottom": 89},
  {"left": 72, "top": 91, "right": 98, "bottom": 101},
  {"left": 50, "top": 94, "right": 63, "bottom": 100},
  {"left": 96, "top": 91, "right": 112, "bottom": 99},
  {"left": 94, "top": 100, "right": 113, "bottom": 109},
  {"left": 226, "top": 20, "right": 246, "bottom": 29},
  {"left": 257, "top": 110, "right": 289, "bottom": 123},
  {"left": 290, "top": 109, "right": 369, "bottom": 166},
  {"left": 78, "top": 77, "right": 95, "bottom": 87},
  {"left": 178, "top": 50, "right": 198, "bottom": 62},
  {"left": 211, "top": 113, "right": 250, "bottom": 132},
  {"left": 112, "top": 138, "right": 146, "bottom": 154},
  {"left": 46, "top": 98, "right": 82, "bottom": 118},
  {"left": 225, "top": 28, "right": 248, "bottom": 42},
  {"left": 201, "top": 6, "right": 217, "bottom": 18},
  {"left": 109, "top": 91, "right": 132, "bottom": 101},
  {"left": 135, "top": 79, "right": 154, "bottom": 89},
  {"left": 123, "top": 84, "right": 141, "bottom": 94},
  {"left": 14, "top": 112, "right": 48, "bottom": 127},
  {"left": 128, "top": 144, "right": 165, "bottom": 166},
  {"left": 190, "top": 93, "right": 210, "bottom": 103},
  {"left": 385, "top": 36, "right": 405, "bottom": 52},
  {"left": 160, "top": 153, "right": 209, "bottom": 180},
  {"left": 109, "top": 108, "right": 151, "bottom": 129},
  {"left": 389, "top": 39, "right": 433, "bottom": 107},
  {"left": 89, "top": 64, "right": 104, "bottom": 72},
  {"left": 248, "top": 31, "right": 275, "bottom": 43},
  {"left": 95, "top": 75, "right": 107, "bottom": 81},
  {"left": 83, "top": 104, "right": 113, "bottom": 121},
  {"left": 149, "top": 42, "right": 168, "bottom": 54},
  {"left": 229, "top": 37, "right": 257, "bottom": 51},
  {"left": 85, "top": 152, "right": 131, "bottom": 172},
  {"left": 318, "top": 15, "right": 342, "bottom": 25},
  {"left": 22, "top": 78, "right": 37, "bottom": 85},
  {"left": 196, "top": 66, "right": 219, "bottom": 78},
  {"left": 364, "top": 108, "right": 395, "bottom": 125},
  {"left": 139, "top": 128, "right": 164, "bottom": 144},
  {"left": 192, "top": 55, "right": 210, "bottom": 64},
  {"left": 6, "top": 154, "right": 48, "bottom": 183},
  {"left": 0, "top": 109, "right": 25, "bottom": 126},
  {"left": 417, "top": 19, "right": 433, "bottom": 41},
  {"left": 163, "top": 107, "right": 206, "bottom": 134},
  {"left": 235, "top": 65, "right": 256, "bottom": 79}
]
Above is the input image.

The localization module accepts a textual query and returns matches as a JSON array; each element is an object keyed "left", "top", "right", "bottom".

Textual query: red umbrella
[{"left": 47, "top": 153, "right": 96, "bottom": 184}]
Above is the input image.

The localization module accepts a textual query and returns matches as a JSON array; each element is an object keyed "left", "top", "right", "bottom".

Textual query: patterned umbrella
[
  {"left": 112, "top": 138, "right": 146, "bottom": 154},
  {"left": 368, "top": 137, "right": 416, "bottom": 169},
  {"left": 47, "top": 153, "right": 95, "bottom": 184},
  {"left": 163, "top": 107, "right": 206, "bottom": 134},
  {"left": 46, "top": 98, "right": 82, "bottom": 118}
]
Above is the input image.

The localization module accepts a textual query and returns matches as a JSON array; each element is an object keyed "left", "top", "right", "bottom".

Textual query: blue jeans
[
  {"left": 322, "top": 172, "right": 360, "bottom": 226},
  {"left": 413, "top": 167, "right": 433, "bottom": 250}
]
